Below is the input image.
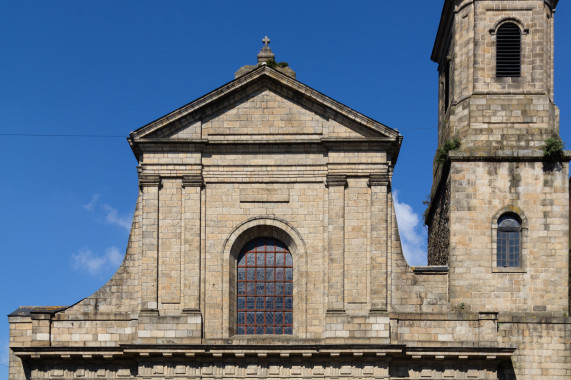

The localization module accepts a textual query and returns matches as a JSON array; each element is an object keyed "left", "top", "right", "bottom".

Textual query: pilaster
[
  {"left": 159, "top": 178, "right": 183, "bottom": 304},
  {"left": 326, "top": 174, "right": 346, "bottom": 312},
  {"left": 369, "top": 174, "right": 389, "bottom": 311},
  {"left": 182, "top": 175, "right": 204, "bottom": 314},
  {"left": 139, "top": 174, "right": 161, "bottom": 313}
]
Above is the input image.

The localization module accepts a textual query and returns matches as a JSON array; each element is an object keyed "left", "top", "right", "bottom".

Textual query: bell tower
[
  {"left": 426, "top": 0, "right": 569, "bottom": 313},
  {"left": 431, "top": 0, "right": 559, "bottom": 152}
]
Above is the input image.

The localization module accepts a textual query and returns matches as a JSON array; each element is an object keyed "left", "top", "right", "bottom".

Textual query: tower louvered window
[
  {"left": 496, "top": 23, "right": 521, "bottom": 77},
  {"left": 237, "top": 238, "right": 293, "bottom": 335}
]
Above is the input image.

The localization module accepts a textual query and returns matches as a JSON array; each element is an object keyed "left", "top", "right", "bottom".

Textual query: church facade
[{"left": 8, "top": 1, "right": 570, "bottom": 379}]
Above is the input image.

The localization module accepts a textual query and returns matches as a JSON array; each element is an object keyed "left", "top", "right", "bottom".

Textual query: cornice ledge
[
  {"left": 321, "top": 137, "right": 395, "bottom": 143},
  {"left": 325, "top": 174, "right": 347, "bottom": 188},
  {"left": 130, "top": 67, "right": 272, "bottom": 140},
  {"left": 268, "top": 73, "right": 398, "bottom": 139},
  {"left": 411, "top": 265, "right": 449, "bottom": 274},
  {"left": 404, "top": 345, "right": 516, "bottom": 360},
  {"left": 13, "top": 343, "right": 516, "bottom": 361},
  {"left": 497, "top": 312, "right": 571, "bottom": 324},
  {"left": 138, "top": 175, "right": 161, "bottom": 188},
  {"left": 448, "top": 150, "right": 571, "bottom": 162},
  {"left": 389, "top": 312, "right": 480, "bottom": 321},
  {"left": 135, "top": 138, "right": 208, "bottom": 144},
  {"left": 130, "top": 66, "right": 398, "bottom": 142},
  {"left": 182, "top": 175, "right": 204, "bottom": 188},
  {"left": 368, "top": 173, "right": 390, "bottom": 187}
]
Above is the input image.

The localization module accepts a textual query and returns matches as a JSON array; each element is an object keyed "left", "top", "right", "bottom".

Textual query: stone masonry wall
[
  {"left": 149, "top": 85, "right": 381, "bottom": 142},
  {"left": 498, "top": 316, "right": 571, "bottom": 379},
  {"left": 391, "top": 189, "right": 450, "bottom": 314},
  {"left": 448, "top": 159, "right": 569, "bottom": 313},
  {"left": 9, "top": 82, "right": 402, "bottom": 354},
  {"left": 8, "top": 316, "right": 31, "bottom": 380},
  {"left": 437, "top": 0, "right": 559, "bottom": 151},
  {"left": 471, "top": 0, "right": 554, "bottom": 95}
]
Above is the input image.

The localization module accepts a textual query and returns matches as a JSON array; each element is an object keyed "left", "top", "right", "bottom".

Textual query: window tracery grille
[{"left": 237, "top": 238, "right": 293, "bottom": 335}]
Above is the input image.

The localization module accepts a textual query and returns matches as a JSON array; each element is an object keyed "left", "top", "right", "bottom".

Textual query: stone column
[
  {"left": 326, "top": 175, "right": 346, "bottom": 311},
  {"left": 369, "top": 174, "right": 389, "bottom": 311},
  {"left": 139, "top": 175, "right": 161, "bottom": 313},
  {"left": 182, "top": 175, "right": 203, "bottom": 313}
]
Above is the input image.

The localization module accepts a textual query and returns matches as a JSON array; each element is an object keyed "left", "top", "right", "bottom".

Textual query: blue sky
[{"left": 1, "top": 1, "right": 570, "bottom": 377}]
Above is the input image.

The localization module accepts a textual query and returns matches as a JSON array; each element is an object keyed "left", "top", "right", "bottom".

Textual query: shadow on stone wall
[{"left": 498, "top": 361, "right": 516, "bottom": 380}]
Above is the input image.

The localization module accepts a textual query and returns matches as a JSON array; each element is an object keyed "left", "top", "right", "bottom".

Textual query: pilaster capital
[
  {"left": 182, "top": 174, "right": 204, "bottom": 188},
  {"left": 368, "top": 174, "right": 389, "bottom": 187},
  {"left": 138, "top": 175, "right": 161, "bottom": 189},
  {"left": 325, "top": 175, "right": 347, "bottom": 188}
]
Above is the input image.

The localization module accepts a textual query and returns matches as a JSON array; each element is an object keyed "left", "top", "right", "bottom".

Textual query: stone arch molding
[
  {"left": 491, "top": 206, "right": 528, "bottom": 229},
  {"left": 223, "top": 216, "right": 306, "bottom": 260},
  {"left": 222, "top": 216, "right": 308, "bottom": 338},
  {"left": 490, "top": 17, "right": 529, "bottom": 35}
]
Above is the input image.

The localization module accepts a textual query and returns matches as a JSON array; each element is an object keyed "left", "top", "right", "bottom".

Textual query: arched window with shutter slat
[{"left": 496, "top": 22, "right": 521, "bottom": 77}]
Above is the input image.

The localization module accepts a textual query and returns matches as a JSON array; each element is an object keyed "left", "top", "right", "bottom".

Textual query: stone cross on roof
[
  {"left": 257, "top": 35, "right": 274, "bottom": 63},
  {"left": 235, "top": 35, "right": 295, "bottom": 79}
]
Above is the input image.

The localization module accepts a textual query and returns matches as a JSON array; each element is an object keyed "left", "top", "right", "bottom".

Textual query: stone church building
[{"left": 8, "top": 0, "right": 570, "bottom": 379}]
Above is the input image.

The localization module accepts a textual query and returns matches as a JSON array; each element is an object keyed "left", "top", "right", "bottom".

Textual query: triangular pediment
[{"left": 130, "top": 66, "right": 400, "bottom": 144}]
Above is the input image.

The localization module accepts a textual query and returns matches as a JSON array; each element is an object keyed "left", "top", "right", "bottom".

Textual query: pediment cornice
[{"left": 129, "top": 66, "right": 399, "bottom": 142}]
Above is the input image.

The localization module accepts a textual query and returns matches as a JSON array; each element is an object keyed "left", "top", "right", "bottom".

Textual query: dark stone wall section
[{"left": 427, "top": 178, "right": 450, "bottom": 266}]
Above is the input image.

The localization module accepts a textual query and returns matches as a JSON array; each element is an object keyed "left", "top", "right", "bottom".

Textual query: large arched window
[
  {"left": 236, "top": 238, "right": 293, "bottom": 335},
  {"left": 496, "top": 22, "right": 521, "bottom": 77},
  {"left": 497, "top": 213, "right": 522, "bottom": 267}
]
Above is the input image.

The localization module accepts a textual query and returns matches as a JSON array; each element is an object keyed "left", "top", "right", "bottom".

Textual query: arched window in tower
[
  {"left": 497, "top": 213, "right": 522, "bottom": 267},
  {"left": 236, "top": 238, "right": 293, "bottom": 335},
  {"left": 496, "top": 22, "right": 521, "bottom": 77},
  {"left": 444, "top": 59, "right": 450, "bottom": 112}
]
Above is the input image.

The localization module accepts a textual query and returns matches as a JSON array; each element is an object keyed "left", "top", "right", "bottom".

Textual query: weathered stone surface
[
  {"left": 427, "top": 174, "right": 451, "bottom": 265},
  {"left": 428, "top": 0, "right": 570, "bottom": 378},
  {"left": 9, "top": 1, "right": 571, "bottom": 379}
]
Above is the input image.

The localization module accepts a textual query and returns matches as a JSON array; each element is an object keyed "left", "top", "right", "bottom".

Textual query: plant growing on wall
[
  {"left": 451, "top": 302, "right": 465, "bottom": 312},
  {"left": 436, "top": 137, "right": 461, "bottom": 164},
  {"left": 422, "top": 194, "right": 431, "bottom": 226},
  {"left": 261, "top": 59, "right": 289, "bottom": 69},
  {"left": 542, "top": 137, "right": 565, "bottom": 162}
]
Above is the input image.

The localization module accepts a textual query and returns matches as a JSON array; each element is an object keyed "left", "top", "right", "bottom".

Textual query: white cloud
[
  {"left": 71, "top": 246, "right": 124, "bottom": 276},
  {"left": 102, "top": 204, "right": 132, "bottom": 231},
  {"left": 105, "top": 246, "right": 124, "bottom": 267},
  {"left": 393, "top": 190, "right": 428, "bottom": 266},
  {"left": 83, "top": 194, "right": 132, "bottom": 232},
  {"left": 71, "top": 249, "right": 106, "bottom": 275},
  {"left": 82, "top": 193, "right": 100, "bottom": 211}
]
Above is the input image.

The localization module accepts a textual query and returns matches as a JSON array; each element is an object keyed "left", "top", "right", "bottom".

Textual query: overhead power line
[
  {"left": 0, "top": 133, "right": 124, "bottom": 138},
  {"left": 1, "top": 118, "right": 570, "bottom": 138}
]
